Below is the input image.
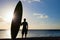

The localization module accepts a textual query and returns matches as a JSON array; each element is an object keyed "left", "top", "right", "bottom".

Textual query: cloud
[
  {"left": 20, "top": 0, "right": 41, "bottom": 3},
  {"left": 0, "top": 16, "right": 5, "bottom": 22},
  {"left": 33, "top": 13, "right": 48, "bottom": 19}
]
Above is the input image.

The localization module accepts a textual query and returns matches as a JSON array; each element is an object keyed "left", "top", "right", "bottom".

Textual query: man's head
[{"left": 24, "top": 18, "right": 26, "bottom": 22}]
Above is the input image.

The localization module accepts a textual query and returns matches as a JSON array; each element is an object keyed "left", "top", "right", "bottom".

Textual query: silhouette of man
[{"left": 21, "top": 18, "right": 28, "bottom": 38}]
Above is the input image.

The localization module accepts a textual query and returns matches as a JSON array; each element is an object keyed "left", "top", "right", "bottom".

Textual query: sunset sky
[{"left": 0, "top": 0, "right": 60, "bottom": 29}]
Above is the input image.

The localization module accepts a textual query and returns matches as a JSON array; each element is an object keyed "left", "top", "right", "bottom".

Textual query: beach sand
[{"left": 0, "top": 37, "right": 60, "bottom": 40}]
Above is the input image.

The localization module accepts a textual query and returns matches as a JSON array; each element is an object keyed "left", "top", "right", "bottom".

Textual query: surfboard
[{"left": 11, "top": 1, "right": 23, "bottom": 39}]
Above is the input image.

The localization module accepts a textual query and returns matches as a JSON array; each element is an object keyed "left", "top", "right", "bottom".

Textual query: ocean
[{"left": 0, "top": 30, "right": 60, "bottom": 39}]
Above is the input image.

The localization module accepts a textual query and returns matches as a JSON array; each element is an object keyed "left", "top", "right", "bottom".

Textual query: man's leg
[
  {"left": 22, "top": 30, "right": 24, "bottom": 38},
  {"left": 25, "top": 34, "right": 27, "bottom": 38},
  {"left": 25, "top": 31, "right": 27, "bottom": 38}
]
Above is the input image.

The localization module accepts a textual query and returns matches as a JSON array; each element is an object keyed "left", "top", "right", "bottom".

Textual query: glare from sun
[{"left": 4, "top": 10, "right": 13, "bottom": 23}]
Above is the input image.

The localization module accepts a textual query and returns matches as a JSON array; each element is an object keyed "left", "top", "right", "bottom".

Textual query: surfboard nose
[
  {"left": 17, "top": 1, "right": 22, "bottom": 5},
  {"left": 19, "top": 1, "right": 22, "bottom": 3},
  {"left": 14, "top": 1, "right": 23, "bottom": 15},
  {"left": 15, "top": 1, "right": 22, "bottom": 10}
]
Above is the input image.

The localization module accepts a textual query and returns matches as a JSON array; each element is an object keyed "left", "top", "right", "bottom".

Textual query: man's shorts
[{"left": 22, "top": 29, "right": 28, "bottom": 34}]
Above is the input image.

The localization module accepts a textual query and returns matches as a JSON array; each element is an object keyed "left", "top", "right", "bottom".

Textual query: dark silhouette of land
[
  {"left": 11, "top": 1, "right": 23, "bottom": 40},
  {"left": 0, "top": 37, "right": 60, "bottom": 40},
  {"left": 21, "top": 18, "right": 28, "bottom": 38}
]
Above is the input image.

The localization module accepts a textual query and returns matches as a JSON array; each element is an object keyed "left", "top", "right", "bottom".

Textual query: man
[{"left": 21, "top": 18, "right": 28, "bottom": 38}]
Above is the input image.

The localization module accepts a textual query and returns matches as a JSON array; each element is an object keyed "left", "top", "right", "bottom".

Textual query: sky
[{"left": 0, "top": 0, "right": 60, "bottom": 29}]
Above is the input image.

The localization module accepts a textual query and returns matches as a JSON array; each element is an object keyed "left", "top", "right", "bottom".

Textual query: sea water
[{"left": 0, "top": 30, "right": 60, "bottom": 39}]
